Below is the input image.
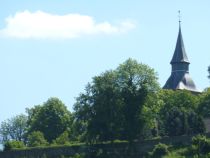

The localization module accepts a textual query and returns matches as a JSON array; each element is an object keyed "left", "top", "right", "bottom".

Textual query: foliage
[
  {"left": 27, "top": 131, "right": 48, "bottom": 147},
  {"left": 117, "top": 59, "right": 159, "bottom": 141},
  {"left": 164, "top": 136, "right": 210, "bottom": 157},
  {"left": 163, "top": 153, "right": 185, "bottom": 158},
  {"left": 4, "top": 135, "right": 210, "bottom": 158},
  {"left": 208, "top": 66, "right": 210, "bottom": 80},
  {"left": 1, "top": 58, "right": 209, "bottom": 157},
  {"left": 198, "top": 88, "right": 210, "bottom": 118},
  {"left": 71, "top": 116, "right": 87, "bottom": 142},
  {"left": 158, "top": 90, "right": 205, "bottom": 136},
  {"left": 3, "top": 140, "right": 25, "bottom": 151},
  {"left": 74, "top": 58, "right": 159, "bottom": 142},
  {"left": 52, "top": 131, "right": 70, "bottom": 145},
  {"left": 164, "top": 107, "right": 205, "bottom": 136},
  {"left": 149, "top": 143, "right": 169, "bottom": 158},
  {"left": 160, "top": 135, "right": 210, "bottom": 158},
  {"left": 142, "top": 92, "right": 164, "bottom": 137},
  {"left": 74, "top": 70, "right": 125, "bottom": 142},
  {"left": 159, "top": 90, "right": 199, "bottom": 111},
  {"left": 0, "top": 114, "right": 27, "bottom": 144},
  {"left": 192, "top": 135, "right": 210, "bottom": 155},
  {"left": 26, "top": 97, "right": 72, "bottom": 142}
]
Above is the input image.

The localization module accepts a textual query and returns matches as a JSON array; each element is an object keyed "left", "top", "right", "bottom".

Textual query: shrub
[
  {"left": 3, "top": 140, "right": 25, "bottom": 151},
  {"left": 27, "top": 131, "right": 48, "bottom": 147},
  {"left": 192, "top": 135, "right": 210, "bottom": 155},
  {"left": 52, "top": 131, "right": 70, "bottom": 145},
  {"left": 163, "top": 152, "right": 185, "bottom": 158},
  {"left": 149, "top": 143, "right": 169, "bottom": 158}
]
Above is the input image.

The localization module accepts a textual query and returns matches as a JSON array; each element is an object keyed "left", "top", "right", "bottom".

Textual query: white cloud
[{"left": 0, "top": 10, "right": 135, "bottom": 39}]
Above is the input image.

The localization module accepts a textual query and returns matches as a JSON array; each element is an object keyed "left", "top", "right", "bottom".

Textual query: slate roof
[
  {"left": 163, "top": 71, "right": 198, "bottom": 92},
  {"left": 170, "top": 25, "right": 190, "bottom": 64},
  {"left": 163, "top": 24, "right": 200, "bottom": 93}
]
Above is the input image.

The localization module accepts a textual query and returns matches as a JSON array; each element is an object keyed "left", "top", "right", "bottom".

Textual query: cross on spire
[{"left": 178, "top": 10, "right": 181, "bottom": 26}]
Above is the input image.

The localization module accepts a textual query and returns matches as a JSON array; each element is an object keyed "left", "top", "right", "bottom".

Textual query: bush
[
  {"left": 163, "top": 152, "right": 185, "bottom": 158},
  {"left": 149, "top": 143, "right": 169, "bottom": 158},
  {"left": 192, "top": 135, "right": 210, "bottom": 155},
  {"left": 52, "top": 131, "right": 70, "bottom": 145},
  {"left": 3, "top": 140, "right": 25, "bottom": 151},
  {"left": 27, "top": 131, "right": 48, "bottom": 147}
]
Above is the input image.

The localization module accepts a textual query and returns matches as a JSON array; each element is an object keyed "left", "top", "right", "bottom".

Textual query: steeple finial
[{"left": 178, "top": 10, "right": 181, "bottom": 27}]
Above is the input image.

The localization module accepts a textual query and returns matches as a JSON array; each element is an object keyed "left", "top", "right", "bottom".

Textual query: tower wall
[{"left": 171, "top": 63, "right": 189, "bottom": 73}]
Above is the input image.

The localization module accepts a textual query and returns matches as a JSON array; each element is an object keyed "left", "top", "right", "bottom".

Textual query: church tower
[{"left": 163, "top": 17, "right": 199, "bottom": 92}]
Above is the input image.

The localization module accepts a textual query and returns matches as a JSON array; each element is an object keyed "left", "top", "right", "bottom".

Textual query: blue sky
[{"left": 0, "top": 0, "right": 210, "bottom": 123}]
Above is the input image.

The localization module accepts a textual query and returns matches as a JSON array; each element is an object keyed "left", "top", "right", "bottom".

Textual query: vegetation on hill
[
  {"left": 0, "top": 59, "right": 210, "bottom": 158},
  {"left": 73, "top": 58, "right": 160, "bottom": 143},
  {"left": 148, "top": 135, "right": 210, "bottom": 158}
]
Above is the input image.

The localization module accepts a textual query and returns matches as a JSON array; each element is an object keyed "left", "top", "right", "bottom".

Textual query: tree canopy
[
  {"left": 73, "top": 58, "right": 160, "bottom": 142},
  {"left": 0, "top": 58, "right": 207, "bottom": 152},
  {"left": 198, "top": 88, "right": 210, "bottom": 118},
  {"left": 0, "top": 114, "right": 27, "bottom": 144},
  {"left": 158, "top": 90, "right": 205, "bottom": 136},
  {"left": 26, "top": 97, "right": 72, "bottom": 142}
]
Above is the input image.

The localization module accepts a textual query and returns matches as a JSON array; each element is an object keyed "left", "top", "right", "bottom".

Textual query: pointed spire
[
  {"left": 163, "top": 11, "right": 200, "bottom": 93},
  {"left": 170, "top": 11, "right": 189, "bottom": 64}
]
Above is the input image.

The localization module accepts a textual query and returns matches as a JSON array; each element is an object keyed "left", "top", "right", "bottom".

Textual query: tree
[
  {"left": 0, "top": 114, "right": 27, "bottom": 144},
  {"left": 142, "top": 93, "right": 164, "bottom": 137},
  {"left": 74, "top": 71, "right": 125, "bottom": 142},
  {"left": 158, "top": 90, "right": 205, "bottom": 136},
  {"left": 27, "top": 131, "right": 48, "bottom": 147},
  {"left": 158, "top": 90, "right": 199, "bottom": 112},
  {"left": 163, "top": 107, "right": 205, "bottom": 136},
  {"left": 208, "top": 66, "right": 210, "bottom": 79},
  {"left": 74, "top": 58, "right": 159, "bottom": 142},
  {"left": 198, "top": 88, "right": 210, "bottom": 118},
  {"left": 117, "top": 59, "right": 159, "bottom": 141},
  {"left": 26, "top": 97, "right": 72, "bottom": 143}
]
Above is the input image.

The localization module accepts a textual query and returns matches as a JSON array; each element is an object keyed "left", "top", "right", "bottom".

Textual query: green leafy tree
[
  {"left": 71, "top": 116, "right": 88, "bottom": 142},
  {"left": 74, "top": 71, "right": 125, "bottom": 142},
  {"left": 187, "top": 111, "right": 205, "bottom": 134},
  {"left": 159, "top": 90, "right": 199, "bottom": 111},
  {"left": 164, "top": 107, "right": 204, "bottom": 136},
  {"left": 208, "top": 66, "right": 210, "bottom": 79},
  {"left": 198, "top": 88, "right": 210, "bottom": 118},
  {"left": 142, "top": 93, "right": 164, "bottom": 137},
  {"left": 165, "top": 107, "right": 188, "bottom": 136},
  {"left": 74, "top": 58, "right": 159, "bottom": 142},
  {"left": 117, "top": 59, "right": 159, "bottom": 141},
  {"left": 0, "top": 114, "right": 27, "bottom": 144},
  {"left": 158, "top": 90, "right": 204, "bottom": 136},
  {"left": 26, "top": 97, "right": 72, "bottom": 142},
  {"left": 27, "top": 131, "right": 48, "bottom": 147}
]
